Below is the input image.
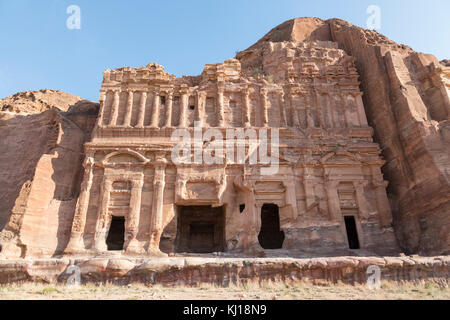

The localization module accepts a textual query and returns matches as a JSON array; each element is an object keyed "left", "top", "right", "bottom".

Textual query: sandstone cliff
[
  {"left": 0, "top": 18, "right": 448, "bottom": 257},
  {"left": 0, "top": 91, "right": 99, "bottom": 257},
  {"left": 237, "top": 17, "right": 449, "bottom": 255},
  {"left": 0, "top": 89, "right": 83, "bottom": 114}
]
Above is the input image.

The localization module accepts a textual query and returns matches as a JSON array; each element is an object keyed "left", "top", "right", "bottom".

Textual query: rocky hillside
[
  {"left": 0, "top": 18, "right": 448, "bottom": 257},
  {"left": 0, "top": 90, "right": 99, "bottom": 257},
  {"left": 237, "top": 17, "right": 449, "bottom": 255},
  {"left": 0, "top": 89, "right": 84, "bottom": 114}
]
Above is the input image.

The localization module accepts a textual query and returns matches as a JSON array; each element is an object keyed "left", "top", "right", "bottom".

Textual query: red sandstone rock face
[
  {"left": 0, "top": 89, "right": 83, "bottom": 114},
  {"left": 326, "top": 20, "right": 450, "bottom": 256},
  {"left": 240, "top": 18, "right": 449, "bottom": 255},
  {"left": 0, "top": 256, "right": 448, "bottom": 285},
  {"left": 0, "top": 18, "right": 448, "bottom": 258},
  {"left": 0, "top": 92, "right": 99, "bottom": 258}
]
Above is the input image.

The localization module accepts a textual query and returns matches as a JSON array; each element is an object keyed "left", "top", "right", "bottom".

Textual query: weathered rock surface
[
  {"left": 0, "top": 89, "right": 83, "bottom": 114},
  {"left": 0, "top": 17, "right": 448, "bottom": 263},
  {"left": 238, "top": 18, "right": 449, "bottom": 256},
  {"left": 0, "top": 256, "right": 447, "bottom": 286},
  {"left": 0, "top": 91, "right": 99, "bottom": 258},
  {"left": 326, "top": 19, "right": 450, "bottom": 256}
]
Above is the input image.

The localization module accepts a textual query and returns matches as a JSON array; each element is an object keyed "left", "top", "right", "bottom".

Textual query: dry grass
[{"left": 0, "top": 281, "right": 448, "bottom": 300}]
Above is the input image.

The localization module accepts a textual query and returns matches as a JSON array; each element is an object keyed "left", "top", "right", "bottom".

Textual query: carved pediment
[
  {"left": 320, "top": 151, "right": 361, "bottom": 166},
  {"left": 103, "top": 150, "right": 148, "bottom": 166}
]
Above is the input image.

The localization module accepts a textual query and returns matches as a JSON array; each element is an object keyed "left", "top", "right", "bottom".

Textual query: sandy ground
[{"left": 0, "top": 281, "right": 448, "bottom": 300}]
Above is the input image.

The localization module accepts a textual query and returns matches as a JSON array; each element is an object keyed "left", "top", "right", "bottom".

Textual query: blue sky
[{"left": 0, "top": 0, "right": 449, "bottom": 101}]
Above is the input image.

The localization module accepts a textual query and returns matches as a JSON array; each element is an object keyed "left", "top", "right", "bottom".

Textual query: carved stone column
[
  {"left": 325, "top": 180, "right": 341, "bottom": 222},
  {"left": 355, "top": 93, "right": 368, "bottom": 127},
  {"left": 283, "top": 179, "right": 298, "bottom": 219},
  {"left": 97, "top": 91, "right": 107, "bottom": 127},
  {"left": 314, "top": 89, "right": 325, "bottom": 128},
  {"left": 290, "top": 90, "right": 300, "bottom": 127},
  {"left": 373, "top": 180, "right": 393, "bottom": 227},
  {"left": 196, "top": 91, "right": 206, "bottom": 127},
  {"left": 93, "top": 178, "right": 113, "bottom": 251},
  {"left": 164, "top": 92, "right": 173, "bottom": 127},
  {"left": 124, "top": 90, "right": 134, "bottom": 127},
  {"left": 125, "top": 177, "right": 144, "bottom": 253},
  {"left": 148, "top": 160, "right": 167, "bottom": 256},
  {"left": 179, "top": 88, "right": 189, "bottom": 127},
  {"left": 354, "top": 181, "right": 370, "bottom": 219},
  {"left": 109, "top": 90, "right": 120, "bottom": 126},
  {"left": 217, "top": 83, "right": 225, "bottom": 127},
  {"left": 136, "top": 91, "right": 147, "bottom": 128},
  {"left": 242, "top": 88, "right": 251, "bottom": 127},
  {"left": 261, "top": 88, "right": 269, "bottom": 127},
  {"left": 339, "top": 93, "right": 350, "bottom": 128},
  {"left": 64, "top": 156, "right": 94, "bottom": 254},
  {"left": 321, "top": 92, "right": 331, "bottom": 128},
  {"left": 305, "top": 94, "right": 315, "bottom": 129},
  {"left": 327, "top": 93, "right": 337, "bottom": 128},
  {"left": 303, "top": 168, "right": 316, "bottom": 211},
  {"left": 150, "top": 90, "right": 160, "bottom": 127},
  {"left": 233, "top": 175, "right": 263, "bottom": 254},
  {"left": 278, "top": 90, "right": 287, "bottom": 127}
]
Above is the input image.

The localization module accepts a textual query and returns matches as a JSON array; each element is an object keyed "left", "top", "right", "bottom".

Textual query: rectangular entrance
[
  {"left": 175, "top": 205, "right": 225, "bottom": 253},
  {"left": 344, "top": 215, "right": 360, "bottom": 249}
]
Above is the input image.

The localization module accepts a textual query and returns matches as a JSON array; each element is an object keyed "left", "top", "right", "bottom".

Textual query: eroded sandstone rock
[
  {"left": 0, "top": 95, "right": 99, "bottom": 258},
  {"left": 0, "top": 18, "right": 448, "bottom": 262}
]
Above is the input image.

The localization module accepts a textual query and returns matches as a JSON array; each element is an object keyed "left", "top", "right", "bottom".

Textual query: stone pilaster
[
  {"left": 148, "top": 160, "right": 167, "bottom": 256},
  {"left": 242, "top": 88, "right": 251, "bottom": 127},
  {"left": 64, "top": 156, "right": 94, "bottom": 254},
  {"left": 284, "top": 179, "right": 298, "bottom": 219},
  {"left": 354, "top": 181, "right": 370, "bottom": 219},
  {"left": 290, "top": 89, "right": 300, "bottom": 127},
  {"left": 196, "top": 91, "right": 206, "bottom": 127},
  {"left": 325, "top": 180, "right": 342, "bottom": 222},
  {"left": 97, "top": 91, "right": 107, "bottom": 127},
  {"left": 261, "top": 87, "right": 269, "bottom": 127},
  {"left": 109, "top": 90, "right": 120, "bottom": 126},
  {"left": 217, "top": 83, "right": 225, "bottom": 127},
  {"left": 338, "top": 93, "right": 349, "bottom": 128},
  {"left": 373, "top": 179, "right": 393, "bottom": 227},
  {"left": 136, "top": 91, "right": 147, "bottom": 128},
  {"left": 124, "top": 90, "right": 134, "bottom": 127},
  {"left": 355, "top": 92, "right": 368, "bottom": 127},
  {"left": 303, "top": 168, "right": 316, "bottom": 211},
  {"left": 93, "top": 178, "right": 113, "bottom": 251},
  {"left": 150, "top": 90, "right": 160, "bottom": 127},
  {"left": 314, "top": 89, "right": 325, "bottom": 128},
  {"left": 322, "top": 93, "right": 332, "bottom": 128},
  {"left": 125, "top": 177, "right": 144, "bottom": 253},
  {"left": 278, "top": 90, "right": 287, "bottom": 127},
  {"left": 164, "top": 92, "right": 173, "bottom": 127},
  {"left": 305, "top": 94, "right": 315, "bottom": 128},
  {"left": 179, "top": 88, "right": 189, "bottom": 127}
]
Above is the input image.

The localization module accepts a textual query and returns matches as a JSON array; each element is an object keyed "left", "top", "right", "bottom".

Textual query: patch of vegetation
[
  {"left": 253, "top": 67, "right": 265, "bottom": 78},
  {"left": 42, "top": 286, "right": 59, "bottom": 295}
]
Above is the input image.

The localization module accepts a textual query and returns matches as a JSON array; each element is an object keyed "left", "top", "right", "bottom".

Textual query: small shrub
[{"left": 42, "top": 286, "right": 59, "bottom": 295}]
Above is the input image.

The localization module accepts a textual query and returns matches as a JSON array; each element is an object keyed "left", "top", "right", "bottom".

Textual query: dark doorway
[
  {"left": 344, "top": 216, "right": 360, "bottom": 249},
  {"left": 258, "top": 204, "right": 285, "bottom": 249},
  {"left": 176, "top": 206, "right": 225, "bottom": 253},
  {"left": 106, "top": 216, "right": 125, "bottom": 251}
]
